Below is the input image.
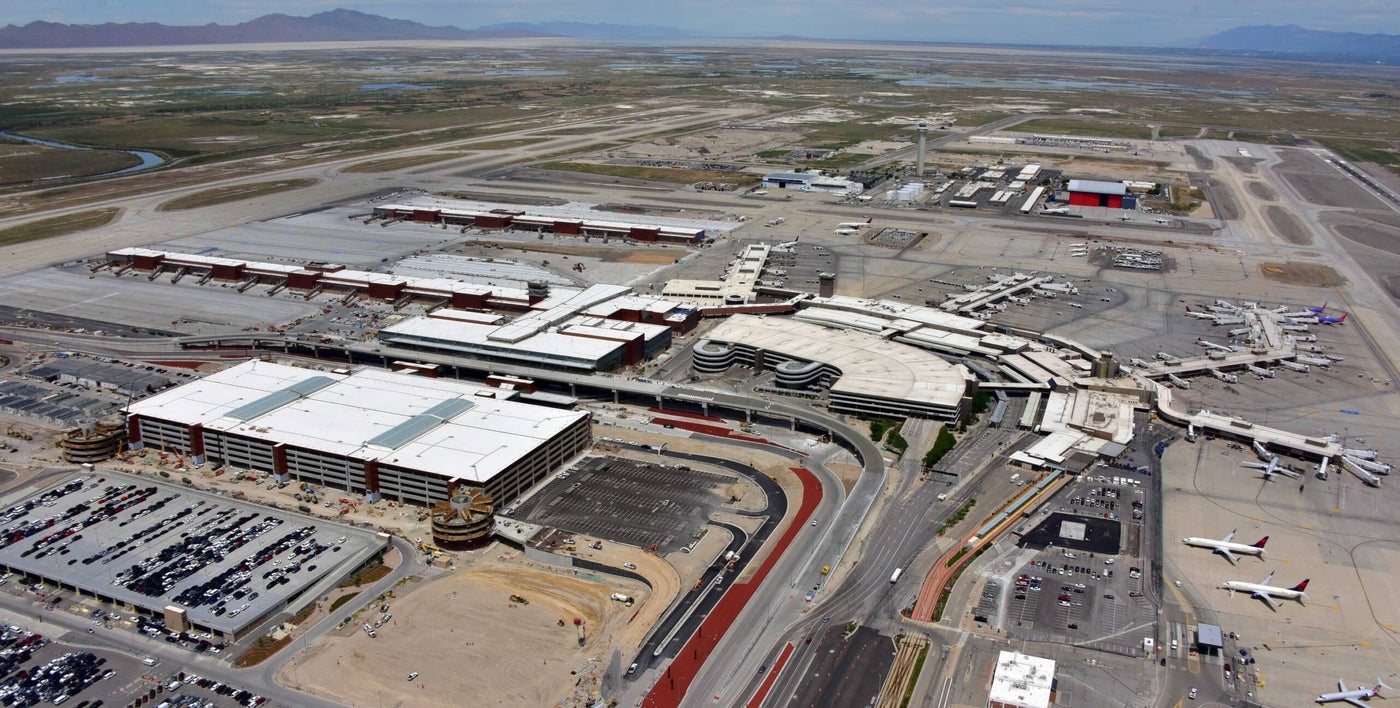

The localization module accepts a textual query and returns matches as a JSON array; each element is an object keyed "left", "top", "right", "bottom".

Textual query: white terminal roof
[
  {"left": 1067, "top": 179, "right": 1128, "bottom": 195},
  {"left": 704, "top": 315, "right": 970, "bottom": 408},
  {"left": 128, "top": 361, "right": 587, "bottom": 485},
  {"left": 989, "top": 651, "right": 1055, "bottom": 708},
  {"left": 380, "top": 315, "right": 623, "bottom": 368},
  {"left": 382, "top": 196, "right": 741, "bottom": 235},
  {"left": 109, "top": 247, "right": 300, "bottom": 274},
  {"left": 662, "top": 244, "right": 771, "bottom": 305}
]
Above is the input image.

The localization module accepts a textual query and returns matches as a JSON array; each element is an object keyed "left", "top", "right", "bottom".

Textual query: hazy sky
[{"left": 5, "top": 0, "right": 1399, "bottom": 46}]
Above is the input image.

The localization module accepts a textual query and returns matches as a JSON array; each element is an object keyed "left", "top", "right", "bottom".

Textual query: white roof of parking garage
[
  {"left": 703, "top": 315, "right": 970, "bottom": 407},
  {"left": 382, "top": 196, "right": 739, "bottom": 234},
  {"left": 128, "top": 361, "right": 587, "bottom": 484},
  {"left": 380, "top": 316, "right": 623, "bottom": 368},
  {"left": 0, "top": 471, "right": 385, "bottom": 635}
]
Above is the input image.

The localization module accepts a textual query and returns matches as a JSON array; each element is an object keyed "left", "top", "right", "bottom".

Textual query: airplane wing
[
  {"left": 1241, "top": 462, "right": 1266, "bottom": 470},
  {"left": 1222, "top": 530, "right": 1236, "bottom": 543},
  {"left": 1345, "top": 698, "right": 1368, "bottom": 708},
  {"left": 1218, "top": 547, "right": 1238, "bottom": 565},
  {"left": 1259, "top": 572, "right": 1274, "bottom": 585},
  {"left": 1338, "top": 679, "right": 1348, "bottom": 692},
  {"left": 1254, "top": 591, "right": 1282, "bottom": 610}
]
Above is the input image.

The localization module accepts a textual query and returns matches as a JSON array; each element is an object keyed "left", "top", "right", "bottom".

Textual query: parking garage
[{"left": 0, "top": 472, "right": 386, "bottom": 641}]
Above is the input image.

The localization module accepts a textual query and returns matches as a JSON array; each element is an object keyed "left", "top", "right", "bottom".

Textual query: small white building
[{"left": 988, "top": 650, "right": 1055, "bottom": 708}]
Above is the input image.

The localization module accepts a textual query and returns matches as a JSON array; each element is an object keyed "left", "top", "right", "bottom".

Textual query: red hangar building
[{"left": 1066, "top": 179, "right": 1127, "bottom": 208}]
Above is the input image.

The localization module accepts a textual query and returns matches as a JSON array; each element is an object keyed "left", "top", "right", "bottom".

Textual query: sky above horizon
[{"left": 4, "top": 0, "right": 1399, "bottom": 46}]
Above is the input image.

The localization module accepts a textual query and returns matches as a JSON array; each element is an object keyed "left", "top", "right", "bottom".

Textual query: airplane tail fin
[
  {"left": 1340, "top": 314, "right": 1347, "bottom": 323},
  {"left": 1253, "top": 536, "right": 1269, "bottom": 549},
  {"left": 1292, "top": 578, "right": 1310, "bottom": 593},
  {"left": 1376, "top": 679, "right": 1392, "bottom": 694},
  {"left": 1186, "top": 305, "right": 1191, "bottom": 312},
  {"left": 865, "top": 217, "right": 872, "bottom": 224}
]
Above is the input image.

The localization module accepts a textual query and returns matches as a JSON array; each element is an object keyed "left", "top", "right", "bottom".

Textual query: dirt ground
[
  {"left": 616, "top": 250, "right": 683, "bottom": 265},
  {"left": 280, "top": 562, "right": 633, "bottom": 707},
  {"left": 1258, "top": 261, "right": 1345, "bottom": 287}
]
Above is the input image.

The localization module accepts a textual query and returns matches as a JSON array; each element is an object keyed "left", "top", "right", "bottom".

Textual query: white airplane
[
  {"left": 1182, "top": 530, "right": 1269, "bottom": 565},
  {"left": 1222, "top": 571, "right": 1309, "bottom": 610},
  {"left": 838, "top": 217, "right": 873, "bottom": 229},
  {"left": 1244, "top": 456, "right": 1303, "bottom": 481},
  {"left": 1317, "top": 679, "right": 1391, "bottom": 706},
  {"left": 1252, "top": 440, "right": 1272, "bottom": 461}
]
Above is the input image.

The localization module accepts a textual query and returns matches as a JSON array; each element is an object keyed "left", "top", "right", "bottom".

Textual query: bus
[{"left": 890, "top": 568, "right": 903, "bottom": 584}]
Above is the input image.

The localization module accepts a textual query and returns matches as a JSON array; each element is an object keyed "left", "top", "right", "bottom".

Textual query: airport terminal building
[
  {"left": 125, "top": 361, "right": 592, "bottom": 506},
  {"left": 695, "top": 315, "right": 975, "bottom": 420}
]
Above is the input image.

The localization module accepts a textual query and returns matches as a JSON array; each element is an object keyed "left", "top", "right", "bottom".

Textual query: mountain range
[
  {"left": 0, "top": 9, "right": 534, "bottom": 49},
  {"left": 1197, "top": 25, "right": 1400, "bottom": 62},
  {"left": 1, "top": 10, "right": 1397, "bottom": 62}
]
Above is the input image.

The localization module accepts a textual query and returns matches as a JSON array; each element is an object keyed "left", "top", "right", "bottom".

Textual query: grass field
[
  {"left": 953, "top": 111, "right": 1012, "bottom": 128},
  {"left": 1013, "top": 118, "right": 1152, "bottom": 140},
  {"left": 535, "top": 161, "right": 759, "bottom": 185},
  {"left": 157, "top": 178, "right": 319, "bottom": 211},
  {"left": 0, "top": 208, "right": 119, "bottom": 247},
  {"left": 1156, "top": 124, "right": 1202, "bottom": 138},
  {"left": 343, "top": 152, "right": 470, "bottom": 173},
  {"left": 0, "top": 142, "right": 141, "bottom": 186}
]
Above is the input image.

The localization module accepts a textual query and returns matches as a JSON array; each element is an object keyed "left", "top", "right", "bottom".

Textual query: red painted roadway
[
  {"left": 642, "top": 467, "right": 822, "bottom": 708},
  {"left": 649, "top": 407, "right": 727, "bottom": 423},
  {"left": 649, "top": 417, "right": 806, "bottom": 457},
  {"left": 745, "top": 643, "right": 794, "bottom": 708}
]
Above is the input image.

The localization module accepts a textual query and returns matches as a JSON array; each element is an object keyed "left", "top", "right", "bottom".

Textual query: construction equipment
[
  {"left": 574, "top": 618, "right": 585, "bottom": 646},
  {"left": 509, "top": 594, "right": 529, "bottom": 605},
  {"left": 821, "top": 565, "right": 831, "bottom": 576}
]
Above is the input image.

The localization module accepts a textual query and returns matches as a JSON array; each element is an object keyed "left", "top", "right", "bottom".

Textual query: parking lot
[
  {"left": 511, "top": 456, "right": 733, "bottom": 553},
  {"left": 0, "top": 472, "right": 386, "bottom": 639},
  {"left": 0, "top": 622, "right": 265, "bottom": 708},
  {"left": 1001, "top": 473, "right": 1156, "bottom": 656}
]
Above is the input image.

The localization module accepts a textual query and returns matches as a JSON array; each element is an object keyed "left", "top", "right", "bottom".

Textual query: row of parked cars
[
  {"left": 0, "top": 627, "right": 50, "bottom": 691},
  {"left": 134, "top": 617, "right": 226, "bottom": 655},
  {"left": 160, "top": 672, "right": 264, "bottom": 708},
  {"left": 0, "top": 477, "right": 91, "bottom": 547},
  {"left": 0, "top": 650, "right": 110, "bottom": 707},
  {"left": 121, "top": 509, "right": 285, "bottom": 600}
]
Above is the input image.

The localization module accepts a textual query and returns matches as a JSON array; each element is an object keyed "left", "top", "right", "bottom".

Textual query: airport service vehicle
[
  {"left": 407, "top": 672, "right": 418, "bottom": 681},
  {"left": 1181, "top": 530, "right": 1269, "bottom": 565},
  {"left": 1222, "top": 571, "right": 1309, "bottom": 610},
  {"left": 1316, "top": 678, "right": 1391, "bottom": 706},
  {"left": 890, "top": 568, "right": 903, "bottom": 584}
]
